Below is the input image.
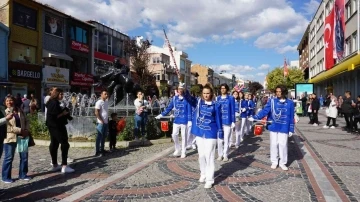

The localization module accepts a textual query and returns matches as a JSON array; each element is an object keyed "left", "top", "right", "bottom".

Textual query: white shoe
[
  {"left": 204, "top": 183, "right": 213, "bottom": 189},
  {"left": 173, "top": 150, "right": 181, "bottom": 157},
  {"left": 280, "top": 165, "right": 288, "bottom": 171},
  {"left": 50, "top": 165, "right": 62, "bottom": 172},
  {"left": 67, "top": 158, "right": 74, "bottom": 163},
  {"left": 180, "top": 153, "right": 186, "bottom": 158},
  {"left": 186, "top": 145, "right": 192, "bottom": 150},
  {"left": 223, "top": 157, "right": 229, "bottom": 162},
  {"left": 313, "top": 123, "right": 318, "bottom": 126},
  {"left": 217, "top": 156, "right": 222, "bottom": 161},
  {"left": 240, "top": 138, "right": 244, "bottom": 142},
  {"left": 235, "top": 145, "right": 239, "bottom": 149},
  {"left": 192, "top": 144, "right": 197, "bottom": 150},
  {"left": 323, "top": 125, "right": 329, "bottom": 129},
  {"left": 199, "top": 176, "right": 206, "bottom": 183},
  {"left": 330, "top": 126, "right": 335, "bottom": 129},
  {"left": 271, "top": 164, "right": 277, "bottom": 169},
  {"left": 61, "top": 166, "right": 75, "bottom": 173}
]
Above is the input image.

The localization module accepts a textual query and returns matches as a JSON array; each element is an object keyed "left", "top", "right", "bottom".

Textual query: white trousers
[
  {"left": 234, "top": 121, "right": 242, "bottom": 146},
  {"left": 217, "top": 125, "right": 231, "bottom": 158},
  {"left": 239, "top": 118, "right": 247, "bottom": 139},
  {"left": 270, "top": 132, "right": 288, "bottom": 166},
  {"left": 186, "top": 125, "right": 195, "bottom": 147},
  {"left": 246, "top": 118, "right": 253, "bottom": 135},
  {"left": 197, "top": 136, "right": 217, "bottom": 184},
  {"left": 172, "top": 123, "right": 187, "bottom": 154}
]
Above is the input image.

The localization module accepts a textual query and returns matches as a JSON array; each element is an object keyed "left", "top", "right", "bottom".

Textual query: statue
[{"left": 93, "top": 58, "right": 134, "bottom": 106}]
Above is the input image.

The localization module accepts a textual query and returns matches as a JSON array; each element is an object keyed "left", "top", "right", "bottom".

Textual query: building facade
[
  {"left": 66, "top": 18, "right": 94, "bottom": 94},
  {"left": 297, "top": 25, "right": 310, "bottom": 80},
  {"left": 307, "top": 0, "right": 360, "bottom": 97},
  {"left": 0, "top": 0, "right": 44, "bottom": 101},
  {"left": 89, "top": 21, "right": 130, "bottom": 94},
  {"left": 190, "top": 64, "right": 214, "bottom": 86},
  {"left": 0, "top": 22, "right": 9, "bottom": 98}
]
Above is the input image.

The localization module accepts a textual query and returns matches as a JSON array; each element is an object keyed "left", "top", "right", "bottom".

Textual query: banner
[
  {"left": 45, "top": 15, "right": 63, "bottom": 37},
  {"left": 43, "top": 66, "right": 69, "bottom": 84},
  {"left": 325, "top": 7, "right": 335, "bottom": 70},
  {"left": 335, "top": 0, "right": 345, "bottom": 60}
]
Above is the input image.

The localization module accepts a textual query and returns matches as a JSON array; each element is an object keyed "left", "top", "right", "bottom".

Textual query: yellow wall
[{"left": 8, "top": 0, "right": 43, "bottom": 66}]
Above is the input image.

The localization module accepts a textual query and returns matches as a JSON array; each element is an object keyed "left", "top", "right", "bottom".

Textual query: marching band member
[
  {"left": 246, "top": 93, "right": 255, "bottom": 135},
  {"left": 191, "top": 83, "right": 223, "bottom": 189},
  {"left": 216, "top": 84, "right": 235, "bottom": 162},
  {"left": 249, "top": 85, "right": 294, "bottom": 171},
  {"left": 186, "top": 92, "right": 198, "bottom": 150},
  {"left": 156, "top": 83, "right": 192, "bottom": 158},
  {"left": 232, "top": 91, "right": 241, "bottom": 148},
  {"left": 238, "top": 91, "right": 248, "bottom": 143}
]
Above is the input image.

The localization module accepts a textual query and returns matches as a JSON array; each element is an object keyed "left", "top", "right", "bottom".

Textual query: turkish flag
[{"left": 325, "top": 8, "right": 335, "bottom": 70}]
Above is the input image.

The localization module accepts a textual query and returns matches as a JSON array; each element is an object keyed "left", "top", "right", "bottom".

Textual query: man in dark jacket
[
  {"left": 301, "top": 94, "right": 307, "bottom": 117},
  {"left": 341, "top": 91, "right": 356, "bottom": 133},
  {"left": 311, "top": 93, "right": 320, "bottom": 125}
]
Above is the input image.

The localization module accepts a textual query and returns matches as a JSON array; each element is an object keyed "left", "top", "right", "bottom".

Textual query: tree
[
  {"left": 124, "top": 37, "right": 156, "bottom": 94},
  {"left": 190, "top": 85, "right": 202, "bottom": 96},
  {"left": 248, "top": 81, "right": 263, "bottom": 94},
  {"left": 266, "top": 67, "right": 305, "bottom": 91}
]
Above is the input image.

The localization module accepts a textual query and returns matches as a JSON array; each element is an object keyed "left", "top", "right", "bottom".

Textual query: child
[{"left": 109, "top": 113, "right": 118, "bottom": 151}]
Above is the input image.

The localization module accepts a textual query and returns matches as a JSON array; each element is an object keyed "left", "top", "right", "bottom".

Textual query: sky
[{"left": 39, "top": 0, "right": 320, "bottom": 82}]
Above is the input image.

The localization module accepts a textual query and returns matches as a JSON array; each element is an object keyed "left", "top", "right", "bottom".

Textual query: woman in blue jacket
[
  {"left": 216, "top": 84, "right": 235, "bottom": 162},
  {"left": 246, "top": 93, "right": 256, "bottom": 135},
  {"left": 156, "top": 83, "right": 192, "bottom": 158},
  {"left": 249, "top": 85, "right": 294, "bottom": 171},
  {"left": 191, "top": 83, "right": 223, "bottom": 189},
  {"left": 232, "top": 91, "right": 241, "bottom": 148},
  {"left": 238, "top": 92, "right": 248, "bottom": 145}
]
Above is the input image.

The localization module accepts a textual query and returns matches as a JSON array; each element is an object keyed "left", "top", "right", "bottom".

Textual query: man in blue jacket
[
  {"left": 249, "top": 84, "right": 294, "bottom": 171},
  {"left": 156, "top": 83, "right": 192, "bottom": 158}
]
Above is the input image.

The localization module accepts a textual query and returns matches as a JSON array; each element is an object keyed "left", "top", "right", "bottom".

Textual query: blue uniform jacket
[
  {"left": 161, "top": 95, "right": 192, "bottom": 124},
  {"left": 191, "top": 99, "right": 223, "bottom": 139},
  {"left": 216, "top": 95, "right": 236, "bottom": 125},
  {"left": 240, "top": 99, "right": 248, "bottom": 118},
  {"left": 247, "top": 99, "right": 255, "bottom": 116},
  {"left": 253, "top": 98, "right": 295, "bottom": 134}
]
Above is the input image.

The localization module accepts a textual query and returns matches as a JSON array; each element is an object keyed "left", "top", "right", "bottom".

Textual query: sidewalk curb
[{"left": 34, "top": 138, "right": 172, "bottom": 148}]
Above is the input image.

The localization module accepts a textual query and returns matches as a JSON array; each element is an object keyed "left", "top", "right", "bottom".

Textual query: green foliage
[
  {"left": 266, "top": 67, "right": 305, "bottom": 91},
  {"left": 27, "top": 114, "right": 49, "bottom": 139},
  {"left": 190, "top": 85, "right": 201, "bottom": 96},
  {"left": 117, "top": 116, "right": 135, "bottom": 141},
  {"left": 248, "top": 81, "right": 264, "bottom": 94}
]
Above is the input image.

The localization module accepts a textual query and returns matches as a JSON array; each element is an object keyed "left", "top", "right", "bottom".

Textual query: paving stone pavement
[{"left": 0, "top": 109, "right": 359, "bottom": 202}]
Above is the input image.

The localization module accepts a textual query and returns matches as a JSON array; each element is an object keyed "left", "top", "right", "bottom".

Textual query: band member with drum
[
  {"left": 249, "top": 84, "right": 294, "bottom": 171},
  {"left": 156, "top": 83, "right": 192, "bottom": 158}
]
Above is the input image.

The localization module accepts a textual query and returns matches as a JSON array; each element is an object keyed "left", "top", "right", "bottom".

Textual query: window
[
  {"left": 345, "top": 37, "right": 351, "bottom": 56},
  {"left": 155, "top": 74, "right": 160, "bottom": 81},
  {"left": 353, "top": 0, "right": 357, "bottom": 13},
  {"left": 98, "top": 32, "right": 108, "bottom": 53},
  {"left": 70, "top": 26, "right": 88, "bottom": 44},
  {"left": 352, "top": 32, "right": 357, "bottom": 52},
  {"left": 94, "top": 30, "right": 98, "bottom": 51},
  {"left": 346, "top": 3, "right": 352, "bottom": 19},
  {"left": 112, "top": 37, "right": 122, "bottom": 57},
  {"left": 13, "top": 2, "right": 37, "bottom": 30}
]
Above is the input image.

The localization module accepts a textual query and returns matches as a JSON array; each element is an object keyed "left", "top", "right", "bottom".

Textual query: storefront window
[
  {"left": 98, "top": 32, "right": 108, "bottom": 53},
  {"left": 11, "top": 43, "right": 36, "bottom": 64},
  {"left": 13, "top": 2, "right": 37, "bottom": 30},
  {"left": 70, "top": 26, "right": 88, "bottom": 44},
  {"left": 72, "top": 56, "right": 88, "bottom": 74}
]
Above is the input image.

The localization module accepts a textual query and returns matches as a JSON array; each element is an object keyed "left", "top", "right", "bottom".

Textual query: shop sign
[
  {"left": 9, "top": 68, "right": 41, "bottom": 80},
  {"left": 70, "top": 72, "right": 94, "bottom": 87},
  {"left": 71, "top": 41, "right": 89, "bottom": 53},
  {"left": 43, "top": 65, "right": 69, "bottom": 84}
]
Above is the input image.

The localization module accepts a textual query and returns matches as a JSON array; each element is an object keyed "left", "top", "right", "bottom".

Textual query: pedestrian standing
[
  {"left": 323, "top": 95, "right": 338, "bottom": 129},
  {"left": 311, "top": 93, "right": 320, "bottom": 126},
  {"left": 108, "top": 113, "right": 118, "bottom": 151},
  {"left": 238, "top": 92, "right": 248, "bottom": 144},
  {"left": 133, "top": 90, "right": 149, "bottom": 141},
  {"left": 246, "top": 93, "right": 256, "bottom": 133},
  {"left": 232, "top": 91, "right": 241, "bottom": 148},
  {"left": 249, "top": 84, "right": 295, "bottom": 171},
  {"left": 341, "top": 91, "right": 356, "bottom": 133},
  {"left": 94, "top": 90, "right": 109, "bottom": 156},
  {"left": 21, "top": 95, "right": 30, "bottom": 115},
  {"left": 156, "top": 83, "right": 192, "bottom": 158},
  {"left": 353, "top": 96, "right": 360, "bottom": 134},
  {"left": 216, "top": 83, "right": 235, "bottom": 162},
  {"left": 192, "top": 83, "right": 223, "bottom": 189},
  {"left": 46, "top": 88, "right": 74, "bottom": 173}
]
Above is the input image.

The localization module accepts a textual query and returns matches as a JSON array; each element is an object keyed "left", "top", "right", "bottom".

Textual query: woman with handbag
[
  {"left": 323, "top": 95, "right": 338, "bottom": 129},
  {"left": 2, "top": 96, "right": 31, "bottom": 183},
  {"left": 133, "top": 90, "right": 149, "bottom": 141}
]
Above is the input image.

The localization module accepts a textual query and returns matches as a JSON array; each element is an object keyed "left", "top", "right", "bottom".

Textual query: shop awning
[
  {"left": 43, "top": 49, "right": 73, "bottom": 61},
  {"left": 309, "top": 53, "right": 360, "bottom": 84}
]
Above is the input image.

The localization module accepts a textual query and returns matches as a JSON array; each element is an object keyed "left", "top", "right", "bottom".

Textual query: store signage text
[
  {"left": 71, "top": 41, "right": 89, "bottom": 53},
  {"left": 70, "top": 72, "right": 94, "bottom": 87},
  {"left": 10, "top": 69, "right": 41, "bottom": 80},
  {"left": 43, "top": 66, "right": 69, "bottom": 84}
]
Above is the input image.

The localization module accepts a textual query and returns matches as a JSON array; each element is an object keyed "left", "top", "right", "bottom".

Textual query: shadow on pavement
[{"left": 0, "top": 146, "right": 141, "bottom": 201}]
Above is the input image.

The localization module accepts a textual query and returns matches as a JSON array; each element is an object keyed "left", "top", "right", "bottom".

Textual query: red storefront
[{"left": 70, "top": 72, "right": 94, "bottom": 94}]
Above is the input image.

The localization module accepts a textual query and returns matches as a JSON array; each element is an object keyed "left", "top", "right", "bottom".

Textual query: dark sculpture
[{"left": 93, "top": 58, "right": 134, "bottom": 106}]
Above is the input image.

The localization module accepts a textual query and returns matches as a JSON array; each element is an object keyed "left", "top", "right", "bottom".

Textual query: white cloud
[
  {"left": 38, "top": 0, "right": 309, "bottom": 51},
  {"left": 276, "top": 45, "right": 298, "bottom": 54},
  {"left": 256, "top": 72, "right": 265, "bottom": 76},
  {"left": 258, "top": 64, "right": 270, "bottom": 70},
  {"left": 302, "top": 0, "right": 320, "bottom": 16}
]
